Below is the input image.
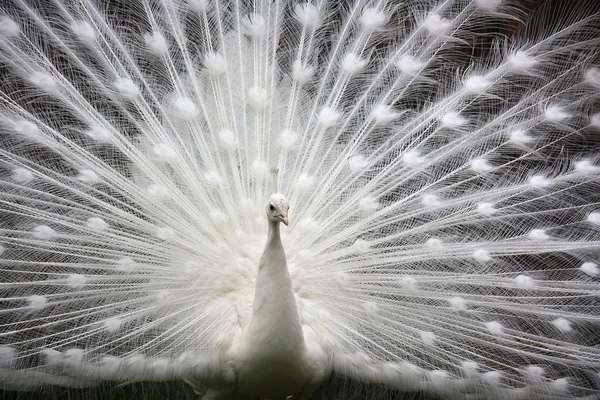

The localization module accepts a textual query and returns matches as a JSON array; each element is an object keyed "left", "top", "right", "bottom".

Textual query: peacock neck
[
  {"left": 265, "top": 219, "right": 282, "bottom": 249},
  {"left": 243, "top": 219, "right": 305, "bottom": 352}
]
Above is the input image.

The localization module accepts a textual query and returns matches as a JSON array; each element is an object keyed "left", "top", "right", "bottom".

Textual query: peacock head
[{"left": 266, "top": 194, "right": 289, "bottom": 226}]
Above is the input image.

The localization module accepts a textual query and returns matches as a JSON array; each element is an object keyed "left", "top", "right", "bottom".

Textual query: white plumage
[{"left": 0, "top": 0, "right": 600, "bottom": 399}]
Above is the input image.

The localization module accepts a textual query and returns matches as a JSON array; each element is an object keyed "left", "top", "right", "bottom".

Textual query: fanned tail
[{"left": 0, "top": 0, "right": 599, "bottom": 398}]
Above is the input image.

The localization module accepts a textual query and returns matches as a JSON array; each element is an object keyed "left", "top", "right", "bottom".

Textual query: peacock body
[{"left": 0, "top": 0, "right": 600, "bottom": 398}]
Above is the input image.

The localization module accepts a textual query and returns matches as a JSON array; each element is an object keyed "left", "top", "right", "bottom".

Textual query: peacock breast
[{"left": 234, "top": 335, "right": 310, "bottom": 398}]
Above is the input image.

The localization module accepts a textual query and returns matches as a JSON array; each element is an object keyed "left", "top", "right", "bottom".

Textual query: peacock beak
[{"left": 279, "top": 212, "right": 289, "bottom": 226}]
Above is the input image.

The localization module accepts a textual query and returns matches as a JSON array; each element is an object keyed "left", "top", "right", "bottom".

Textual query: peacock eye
[{"left": 269, "top": 204, "right": 275, "bottom": 211}]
